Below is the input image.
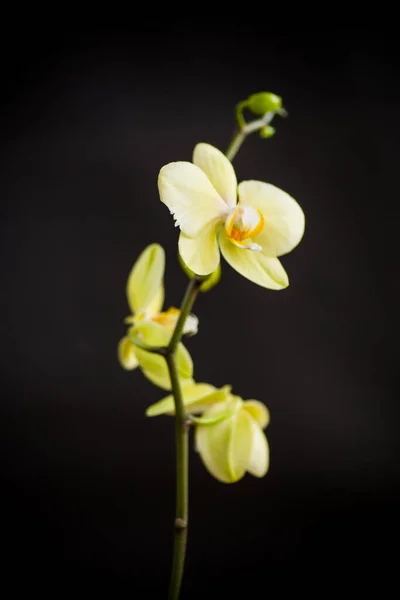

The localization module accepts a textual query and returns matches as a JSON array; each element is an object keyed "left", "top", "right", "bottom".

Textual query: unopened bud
[
  {"left": 260, "top": 125, "right": 276, "bottom": 139},
  {"left": 247, "top": 92, "right": 282, "bottom": 116}
]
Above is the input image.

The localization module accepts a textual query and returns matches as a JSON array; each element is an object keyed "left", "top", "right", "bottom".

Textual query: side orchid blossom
[
  {"left": 118, "top": 243, "right": 197, "bottom": 389},
  {"left": 158, "top": 143, "right": 305, "bottom": 289},
  {"left": 146, "top": 382, "right": 270, "bottom": 484}
]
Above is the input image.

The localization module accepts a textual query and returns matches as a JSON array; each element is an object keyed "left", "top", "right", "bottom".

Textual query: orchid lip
[{"left": 224, "top": 205, "right": 264, "bottom": 250}]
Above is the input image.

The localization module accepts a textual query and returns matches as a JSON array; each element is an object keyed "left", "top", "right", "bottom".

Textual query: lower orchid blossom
[
  {"left": 146, "top": 382, "right": 270, "bottom": 483},
  {"left": 158, "top": 142, "right": 305, "bottom": 289},
  {"left": 118, "top": 243, "right": 197, "bottom": 389}
]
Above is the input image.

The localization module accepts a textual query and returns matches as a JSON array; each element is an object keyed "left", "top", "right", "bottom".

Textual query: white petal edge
[{"left": 182, "top": 313, "right": 199, "bottom": 336}]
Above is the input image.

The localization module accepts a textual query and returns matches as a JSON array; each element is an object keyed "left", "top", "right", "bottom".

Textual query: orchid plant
[{"left": 118, "top": 92, "right": 305, "bottom": 599}]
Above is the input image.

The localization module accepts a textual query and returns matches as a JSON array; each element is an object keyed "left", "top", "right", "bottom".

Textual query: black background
[{"left": 1, "top": 23, "right": 399, "bottom": 597}]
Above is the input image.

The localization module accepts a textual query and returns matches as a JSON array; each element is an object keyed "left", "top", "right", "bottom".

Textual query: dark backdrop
[{"left": 1, "top": 24, "right": 398, "bottom": 597}]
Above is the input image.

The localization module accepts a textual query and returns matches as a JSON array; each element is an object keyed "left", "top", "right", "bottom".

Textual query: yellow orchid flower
[
  {"left": 118, "top": 243, "right": 197, "bottom": 389},
  {"left": 146, "top": 382, "right": 270, "bottom": 483},
  {"left": 195, "top": 395, "right": 270, "bottom": 483},
  {"left": 158, "top": 143, "right": 305, "bottom": 289}
]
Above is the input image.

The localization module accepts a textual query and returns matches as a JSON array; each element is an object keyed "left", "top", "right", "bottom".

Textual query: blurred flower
[
  {"left": 146, "top": 382, "right": 270, "bottom": 483},
  {"left": 145, "top": 381, "right": 231, "bottom": 416},
  {"left": 195, "top": 395, "right": 270, "bottom": 483},
  {"left": 118, "top": 243, "right": 196, "bottom": 389},
  {"left": 158, "top": 143, "right": 305, "bottom": 289}
]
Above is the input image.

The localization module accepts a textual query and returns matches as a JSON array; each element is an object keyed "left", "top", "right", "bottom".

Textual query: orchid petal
[
  {"left": 179, "top": 220, "right": 220, "bottom": 276},
  {"left": 158, "top": 162, "right": 228, "bottom": 238},
  {"left": 126, "top": 244, "right": 165, "bottom": 316},
  {"left": 146, "top": 382, "right": 217, "bottom": 417},
  {"left": 242, "top": 400, "right": 270, "bottom": 429},
  {"left": 118, "top": 337, "right": 139, "bottom": 370},
  {"left": 193, "top": 143, "right": 237, "bottom": 207},
  {"left": 239, "top": 181, "right": 305, "bottom": 257},
  {"left": 132, "top": 321, "right": 193, "bottom": 390},
  {"left": 245, "top": 415, "right": 270, "bottom": 477},
  {"left": 219, "top": 229, "right": 289, "bottom": 289},
  {"left": 195, "top": 398, "right": 244, "bottom": 483}
]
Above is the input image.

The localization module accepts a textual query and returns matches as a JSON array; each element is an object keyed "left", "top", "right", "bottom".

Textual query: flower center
[
  {"left": 152, "top": 307, "right": 198, "bottom": 336},
  {"left": 152, "top": 307, "right": 180, "bottom": 331},
  {"left": 225, "top": 205, "right": 264, "bottom": 249}
]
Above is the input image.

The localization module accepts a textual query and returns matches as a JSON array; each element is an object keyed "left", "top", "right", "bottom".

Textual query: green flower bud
[
  {"left": 178, "top": 253, "right": 221, "bottom": 292},
  {"left": 247, "top": 92, "right": 282, "bottom": 116},
  {"left": 259, "top": 125, "right": 276, "bottom": 139}
]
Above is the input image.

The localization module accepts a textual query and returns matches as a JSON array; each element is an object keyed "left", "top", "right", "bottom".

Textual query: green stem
[
  {"left": 226, "top": 111, "right": 275, "bottom": 162},
  {"left": 167, "top": 353, "right": 189, "bottom": 600},
  {"left": 167, "top": 277, "right": 201, "bottom": 600},
  {"left": 168, "top": 277, "right": 201, "bottom": 354}
]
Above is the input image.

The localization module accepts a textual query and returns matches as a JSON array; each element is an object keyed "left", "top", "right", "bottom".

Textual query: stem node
[{"left": 175, "top": 518, "right": 188, "bottom": 530}]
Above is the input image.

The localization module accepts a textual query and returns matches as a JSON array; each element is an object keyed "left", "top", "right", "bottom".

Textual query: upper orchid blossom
[
  {"left": 118, "top": 243, "right": 196, "bottom": 389},
  {"left": 158, "top": 143, "right": 305, "bottom": 289}
]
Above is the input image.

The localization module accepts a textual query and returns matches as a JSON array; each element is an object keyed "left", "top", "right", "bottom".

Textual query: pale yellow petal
[
  {"left": 238, "top": 181, "right": 305, "bottom": 257},
  {"left": 117, "top": 337, "right": 139, "bottom": 370},
  {"left": 219, "top": 229, "right": 289, "bottom": 290},
  {"left": 132, "top": 319, "right": 170, "bottom": 346},
  {"left": 139, "top": 366, "right": 172, "bottom": 390},
  {"left": 190, "top": 401, "right": 238, "bottom": 425},
  {"left": 132, "top": 321, "right": 193, "bottom": 390},
  {"left": 146, "top": 382, "right": 216, "bottom": 417},
  {"left": 180, "top": 382, "right": 217, "bottom": 402},
  {"left": 242, "top": 400, "right": 270, "bottom": 429},
  {"left": 228, "top": 409, "right": 254, "bottom": 481},
  {"left": 187, "top": 388, "right": 231, "bottom": 414},
  {"left": 146, "top": 285, "right": 164, "bottom": 318},
  {"left": 146, "top": 385, "right": 230, "bottom": 418},
  {"left": 195, "top": 398, "right": 243, "bottom": 483},
  {"left": 193, "top": 143, "right": 237, "bottom": 207},
  {"left": 133, "top": 347, "right": 170, "bottom": 390},
  {"left": 245, "top": 416, "right": 270, "bottom": 478},
  {"left": 158, "top": 162, "right": 228, "bottom": 238},
  {"left": 135, "top": 345, "right": 193, "bottom": 390},
  {"left": 195, "top": 411, "right": 236, "bottom": 483},
  {"left": 126, "top": 244, "right": 165, "bottom": 315},
  {"left": 179, "top": 220, "right": 221, "bottom": 276}
]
